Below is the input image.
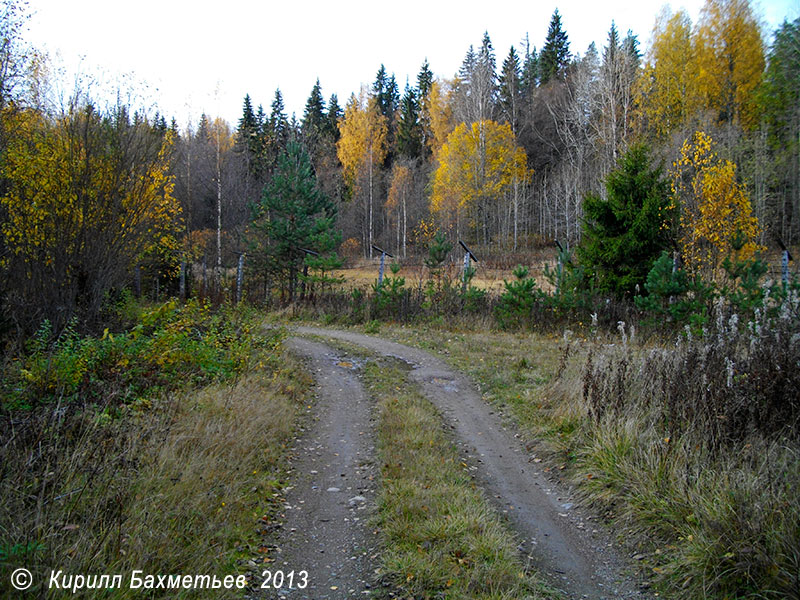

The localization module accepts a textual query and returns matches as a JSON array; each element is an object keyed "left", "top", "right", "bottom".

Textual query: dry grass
[
  {"left": 371, "top": 322, "right": 800, "bottom": 600},
  {"left": 333, "top": 249, "right": 558, "bottom": 294},
  {"left": 0, "top": 343, "right": 311, "bottom": 598}
]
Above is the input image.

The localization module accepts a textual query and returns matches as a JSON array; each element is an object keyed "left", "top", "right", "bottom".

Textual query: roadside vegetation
[
  {"left": 0, "top": 298, "right": 311, "bottom": 598},
  {"left": 364, "top": 310, "right": 800, "bottom": 600},
  {"left": 2, "top": 1, "right": 799, "bottom": 598}
]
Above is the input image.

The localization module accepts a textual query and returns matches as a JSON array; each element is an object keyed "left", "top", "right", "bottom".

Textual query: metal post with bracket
[
  {"left": 371, "top": 245, "right": 394, "bottom": 287},
  {"left": 458, "top": 240, "right": 478, "bottom": 294}
]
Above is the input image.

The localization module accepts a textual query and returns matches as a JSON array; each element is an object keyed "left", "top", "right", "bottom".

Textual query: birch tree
[
  {"left": 337, "top": 87, "right": 388, "bottom": 257},
  {"left": 431, "top": 120, "right": 528, "bottom": 245}
]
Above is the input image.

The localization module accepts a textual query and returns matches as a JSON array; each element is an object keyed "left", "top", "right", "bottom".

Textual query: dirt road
[
  {"left": 267, "top": 337, "right": 379, "bottom": 599},
  {"left": 289, "top": 326, "right": 651, "bottom": 600}
]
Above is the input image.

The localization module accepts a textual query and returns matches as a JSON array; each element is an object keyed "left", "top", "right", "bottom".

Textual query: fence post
[
  {"left": 462, "top": 252, "right": 470, "bottom": 294},
  {"left": 372, "top": 245, "right": 393, "bottom": 288},
  {"left": 783, "top": 249, "right": 790, "bottom": 287},
  {"left": 236, "top": 253, "right": 245, "bottom": 304},
  {"left": 458, "top": 241, "right": 478, "bottom": 295}
]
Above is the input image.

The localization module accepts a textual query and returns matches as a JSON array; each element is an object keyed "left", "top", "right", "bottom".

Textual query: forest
[
  {"left": 1, "top": 0, "right": 798, "bottom": 335},
  {"left": 1, "top": 1, "right": 800, "bottom": 599}
]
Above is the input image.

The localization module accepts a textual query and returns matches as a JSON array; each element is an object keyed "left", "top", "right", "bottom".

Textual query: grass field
[{"left": 334, "top": 249, "right": 559, "bottom": 293}]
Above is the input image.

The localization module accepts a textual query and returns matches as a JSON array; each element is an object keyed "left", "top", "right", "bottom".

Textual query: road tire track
[
  {"left": 265, "top": 337, "right": 379, "bottom": 599},
  {"left": 293, "top": 326, "right": 651, "bottom": 600}
]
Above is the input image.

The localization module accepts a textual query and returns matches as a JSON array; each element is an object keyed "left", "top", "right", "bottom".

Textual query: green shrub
[
  {"left": 372, "top": 262, "right": 407, "bottom": 317},
  {"left": 635, "top": 251, "right": 714, "bottom": 330},
  {"left": 495, "top": 265, "right": 541, "bottom": 328},
  {"left": 1, "top": 299, "right": 266, "bottom": 411}
]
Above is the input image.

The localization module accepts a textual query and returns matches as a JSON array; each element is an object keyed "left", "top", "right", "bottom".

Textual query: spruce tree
[
  {"left": 373, "top": 65, "right": 399, "bottom": 121},
  {"left": 238, "top": 94, "right": 257, "bottom": 135},
  {"left": 263, "top": 89, "right": 290, "bottom": 172},
  {"left": 237, "top": 94, "right": 260, "bottom": 160},
  {"left": 577, "top": 145, "right": 674, "bottom": 297},
  {"left": 302, "top": 79, "right": 327, "bottom": 142},
  {"left": 397, "top": 84, "right": 422, "bottom": 159},
  {"left": 417, "top": 59, "right": 433, "bottom": 99},
  {"left": 327, "top": 93, "right": 342, "bottom": 141},
  {"left": 521, "top": 34, "right": 539, "bottom": 94},
  {"left": 499, "top": 46, "right": 522, "bottom": 133},
  {"left": 539, "top": 9, "right": 571, "bottom": 85},
  {"left": 416, "top": 59, "right": 434, "bottom": 155},
  {"left": 269, "top": 89, "right": 289, "bottom": 149},
  {"left": 459, "top": 45, "right": 476, "bottom": 84}
]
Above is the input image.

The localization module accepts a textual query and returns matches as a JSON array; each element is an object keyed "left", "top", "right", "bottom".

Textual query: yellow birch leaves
[
  {"left": 336, "top": 87, "right": 388, "bottom": 191},
  {"left": 638, "top": 0, "right": 765, "bottom": 135},
  {"left": 431, "top": 120, "right": 528, "bottom": 231},
  {"left": 671, "top": 131, "right": 763, "bottom": 279}
]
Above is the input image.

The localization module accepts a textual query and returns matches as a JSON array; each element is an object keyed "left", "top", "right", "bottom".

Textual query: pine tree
[
  {"left": 249, "top": 141, "right": 340, "bottom": 301},
  {"left": 539, "top": 9, "right": 571, "bottom": 85}
]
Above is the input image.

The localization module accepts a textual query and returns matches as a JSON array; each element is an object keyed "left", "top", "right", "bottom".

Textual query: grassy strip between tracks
[{"left": 361, "top": 357, "right": 559, "bottom": 600}]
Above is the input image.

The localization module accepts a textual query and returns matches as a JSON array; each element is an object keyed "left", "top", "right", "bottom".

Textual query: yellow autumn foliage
[
  {"left": 638, "top": 8, "right": 698, "bottom": 138},
  {"left": 671, "top": 131, "right": 763, "bottom": 279},
  {"left": 1, "top": 105, "right": 181, "bottom": 277},
  {"left": 431, "top": 120, "right": 528, "bottom": 235},
  {"left": 637, "top": 0, "right": 765, "bottom": 136},
  {"left": 694, "top": 0, "right": 764, "bottom": 129},
  {"left": 336, "top": 87, "right": 387, "bottom": 189},
  {"left": 427, "top": 79, "right": 456, "bottom": 159}
]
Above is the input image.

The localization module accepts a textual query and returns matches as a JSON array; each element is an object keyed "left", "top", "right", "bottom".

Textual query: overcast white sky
[{"left": 23, "top": 0, "right": 799, "bottom": 129}]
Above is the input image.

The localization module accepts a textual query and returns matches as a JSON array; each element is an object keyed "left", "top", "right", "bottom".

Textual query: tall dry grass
[
  {"left": 544, "top": 306, "right": 800, "bottom": 598},
  {"left": 373, "top": 305, "right": 800, "bottom": 599},
  {"left": 0, "top": 341, "right": 310, "bottom": 598}
]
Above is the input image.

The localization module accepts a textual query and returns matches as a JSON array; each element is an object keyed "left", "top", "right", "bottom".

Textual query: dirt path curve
[
  {"left": 267, "top": 337, "right": 379, "bottom": 599},
  {"left": 293, "top": 326, "right": 650, "bottom": 600}
]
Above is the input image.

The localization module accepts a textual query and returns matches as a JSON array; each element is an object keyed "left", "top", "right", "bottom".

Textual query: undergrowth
[
  {"left": 1, "top": 296, "right": 261, "bottom": 411},
  {"left": 0, "top": 300, "right": 312, "bottom": 598}
]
